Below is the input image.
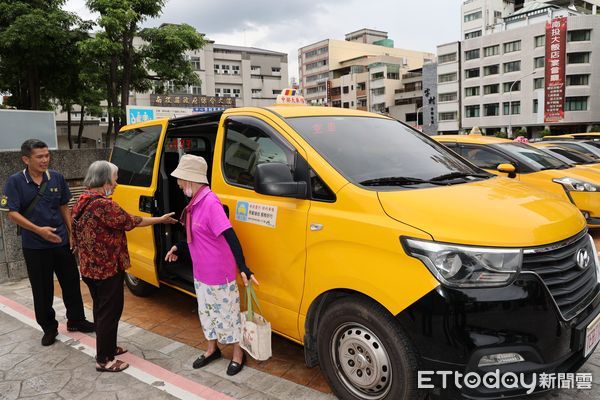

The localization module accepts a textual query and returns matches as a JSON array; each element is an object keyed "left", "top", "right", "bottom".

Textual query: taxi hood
[{"left": 377, "top": 177, "right": 586, "bottom": 247}]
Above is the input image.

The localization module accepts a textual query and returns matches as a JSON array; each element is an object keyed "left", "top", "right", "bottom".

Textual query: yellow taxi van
[
  {"left": 434, "top": 134, "right": 600, "bottom": 228},
  {"left": 111, "top": 94, "right": 600, "bottom": 399}
]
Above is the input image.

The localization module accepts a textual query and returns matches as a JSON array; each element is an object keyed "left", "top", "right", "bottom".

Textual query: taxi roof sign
[{"left": 275, "top": 88, "right": 306, "bottom": 105}]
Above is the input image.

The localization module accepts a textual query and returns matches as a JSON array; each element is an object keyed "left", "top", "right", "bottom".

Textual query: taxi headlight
[
  {"left": 553, "top": 177, "right": 600, "bottom": 192},
  {"left": 401, "top": 238, "right": 522, "bottom": 288}
]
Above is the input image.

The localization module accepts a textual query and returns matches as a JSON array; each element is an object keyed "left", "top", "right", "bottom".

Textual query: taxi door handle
[{"left": 310, "top": 223, "right": 323, "bottom": 231}]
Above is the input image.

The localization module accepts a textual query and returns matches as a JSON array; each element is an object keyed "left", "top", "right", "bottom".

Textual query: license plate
[{"left": 585, "top": 312, "right": 600, "bottom": 357}]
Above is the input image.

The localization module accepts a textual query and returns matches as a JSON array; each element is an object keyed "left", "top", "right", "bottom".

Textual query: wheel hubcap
[
  {"left": 331, "top": 323, "right": 392, "bottom": 399},
  {"left": 125, "top": 273, "right": 140, "bottom": 286}
]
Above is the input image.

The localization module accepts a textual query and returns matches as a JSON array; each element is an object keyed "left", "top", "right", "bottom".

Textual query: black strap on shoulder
[{"left": 16, "top": 181, "right": 48, "bottom": 236}]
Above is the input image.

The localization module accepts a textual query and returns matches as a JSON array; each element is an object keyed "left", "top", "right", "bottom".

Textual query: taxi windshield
[
  {"left": 494, "top": 142, "right": 569, "bottom": 171},
  {"left": 285, "top": 116, "right": 490, "bottom": 188}
]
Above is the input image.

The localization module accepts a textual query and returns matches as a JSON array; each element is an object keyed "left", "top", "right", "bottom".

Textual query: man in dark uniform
[{"left": 0, "top": 139, "right": 94, "bottom": 346}]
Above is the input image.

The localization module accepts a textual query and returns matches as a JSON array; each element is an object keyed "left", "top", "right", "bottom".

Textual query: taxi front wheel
[
  {"left": 125, "top": 273, "right": 157, "bottom": 297},
  {"left": 317, "top": 297, "right": 424, "bottom": 400}
]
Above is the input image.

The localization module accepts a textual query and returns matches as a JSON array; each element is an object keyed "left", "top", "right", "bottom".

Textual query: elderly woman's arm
[{"left": 137, "top": 212, "right": 177, "bottom": 227}]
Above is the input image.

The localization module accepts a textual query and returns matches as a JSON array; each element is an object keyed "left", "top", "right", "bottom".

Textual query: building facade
[
  {"left": 298, "top": 29, "right": 434, "bottom": 107},
  {"left": 131, "top": 40, "right": 289, "bottom": 108},
  {"left": 461, "top": 12, "right": 600, "bottom": 135}
]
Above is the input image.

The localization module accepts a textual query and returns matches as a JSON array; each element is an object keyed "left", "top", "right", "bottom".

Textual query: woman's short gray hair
[{"left": 84, "top": 161, "right": 119, "bottom": 188}]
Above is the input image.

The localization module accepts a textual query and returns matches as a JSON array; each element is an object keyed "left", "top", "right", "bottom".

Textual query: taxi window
[
  {"left": 459, "top": 145, "right": 512, "bottom": 170},
  {"left": 310, "top": 169, "right": 335, "bottom": 202},
  {"left": 223, "top": 118, "right": 295, "bottom": 188},
  {"left": 494, "top": 142, "right": 568, "bottom": 170},
  {"left": 112, "top": 125, "right": 162, "bottom": 187}
]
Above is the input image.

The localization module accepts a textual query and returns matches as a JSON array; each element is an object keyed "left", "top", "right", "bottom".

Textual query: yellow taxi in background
[
  {"left": 531, "top": 141, "right": 600, "bottom": 173},
  {"left": 434, "top": 134, "right": 600, "bottom": 227},
  {"left": 542, "top": 133, "right": 600, "bottom": 141}
]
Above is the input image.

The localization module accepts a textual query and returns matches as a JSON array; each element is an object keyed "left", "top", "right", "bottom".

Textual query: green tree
[
  {"left": 0, "top": 0, "right": 83, "bottom": 110},
  {"left": 85, "top": 0, "right": 206, "bottom": 145}
]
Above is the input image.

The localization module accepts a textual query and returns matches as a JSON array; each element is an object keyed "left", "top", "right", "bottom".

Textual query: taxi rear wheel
[
  {"left": 124, "top": 273, "right": 157, "bottom": 297},
  {"left": 317, "top": 296, "right": 422, "bottom": 400}
]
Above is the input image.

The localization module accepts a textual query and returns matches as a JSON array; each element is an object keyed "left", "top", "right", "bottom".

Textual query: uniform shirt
[
  {"left": 72, "top": 191, "right": 142, "bottom": 280},
  {"left": 188, "top": 186, "right": 237, "bottom": 285},
  {"left": 1, "top": 169, "right": 71, "bottom": 249}
]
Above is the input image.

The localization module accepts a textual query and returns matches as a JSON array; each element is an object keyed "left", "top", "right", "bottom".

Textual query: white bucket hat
[{"left": 170, "top": 154, "right": 209, "bottom": 184}]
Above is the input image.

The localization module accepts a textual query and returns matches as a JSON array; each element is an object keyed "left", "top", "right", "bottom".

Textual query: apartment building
[
  {"left": 298, "top": 29, "right": 434, "bottom": 107},
  {"left": 462, "top": 0, "right": 522, "bottom": 39},
  {"left": 131, "top": 40, "right": 288, "bottom": 108},
  {"left": 461, "top": 11, "right": 600, "bottom": 135},
  {"left": 436, "top": 42, "right": 463, "bottom": 134}
]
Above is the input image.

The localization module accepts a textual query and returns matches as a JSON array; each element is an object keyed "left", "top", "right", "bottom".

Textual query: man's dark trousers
[{"left": 22, "top": 245, "right": 86, "bottom": 334}]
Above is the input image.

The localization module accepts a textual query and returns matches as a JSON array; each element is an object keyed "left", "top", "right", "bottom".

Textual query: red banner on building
[{"left": 544, "top": 17, "right": 567, "bottom": 123}]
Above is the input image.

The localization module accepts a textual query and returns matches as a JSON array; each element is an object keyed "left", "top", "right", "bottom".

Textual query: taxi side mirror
[
  {"left": 254, "top": 163, "right": 307, "bottom": 198},
  {"left": 497, "top": 163, "right": 517, "bottom": 178}
]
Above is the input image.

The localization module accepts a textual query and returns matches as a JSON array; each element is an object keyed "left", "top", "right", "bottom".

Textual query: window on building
[
  {"left": 483, "top": 103, "right": 500, "bottom": 116},
  {"left": 305, "top": 46, "right": 328, "bottom": 58},
  {"left": 534, "top": 56, "right": 545, "bottom": 69},
  {"left": 190, "top": 56, "right": 201, "bottom": 71},
  {"left": 465, "top": 86, "right": 480, "bottom": 97},
  {"left": 222, "top": 88, "right": 231, "bottom": 96},
  {"left": 343, "top": 86, "right": 349, "bottom": 94},
  {"left": 233, "top": 88, "right": 241, "bottom": 98},
  {"left": 534, "top": 77, "right": 544, "bottom": 89},
  {"left": 465, "top": 30, "right": 482, "bottom": 40},
  {"left": 568, "top": 29, "right": 591, "bottom": 42},
  {"left": 484, "top": 45, "right": 500, "bottom": 57},
  {"left": 465, "top": 68, "right": 480, "bottom": 79},
  {"left": 251, "top": 89, "right": 262, "bottom": 97},
  {"left": 439, "top": 72, "right": 458, "bottom": 82},
  {"left": 503, "top": 81, "right": 520, "bottom": 93},
  {"left": 191, "top": 85, "right": 202, "bottom": 95},
  {"left": 567, "top": 74, "right": 590, "bottom": 86},
  {"left": 439, "top": 52, "right": 458, "bottom": 63},
  {"left": 483, "top": 84, "right": 500, "bottom": 95},
  {"left": 272, "top": 89, "right": 282, "bottom": 95},
  {"left": 232, "top": 65, "right": 240, "bottom": 75},
  {"left": 465, "top": 49, "right": 480, "bottom": 60},
  {"left": 484, "top": 64, "right": 500, "bottom": 76},
  {"left": 371, "top": 71, "right": 385, "bottom": 80},
  {"left": 439, "top": 111, "right": 458, "bottom": 121},
  {"left": 565, "top": 96, "right": 588, "bottom": 111},
  {"left": 503, "top": 40, "right": 521, "bottom": 53},
  {"left": 567, "top": 52, "right": 590, "bottom": 64},
  {"left": 222, "top": 65, "right": 230, "bottom": 70},
  {"left": 465, "top": 105, "right": 480, "bottom": 118},
  {"left": 464, "top": 10, "right": 482, "bottom": 22},
  {"left": 272, "top": 67, "right": 281, "bottom": 73},
  {"left": 342, "top": 102, "right": 350, "bottom": 108},
  {"left": 533, "top": 99, "right": 538, "bottom": 113},
  {"left": 534, "top": 35, "right": 545, "bottom": 47},
  {"left": 439, "top": 92, "right": 458, "bottom": 102},
  {"left": 306, "top": 59, "right": 328, "bottom": 70},
  {"left": 503, "top": 101, "right": 521, "bottom": 115},
  {"left": 371, "top": 87, "right": 385, "bottom": 96},
  {"left": 503, "top": 61, "right": 521, "bottom": 73}
]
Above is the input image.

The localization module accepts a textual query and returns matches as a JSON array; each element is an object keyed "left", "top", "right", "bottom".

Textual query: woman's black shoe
[
  {"left": 192, "top": 348, "right": 221, "bottom": 369},
  {"left": 226, "top": 354, "right": 246, "bottom": 376}
]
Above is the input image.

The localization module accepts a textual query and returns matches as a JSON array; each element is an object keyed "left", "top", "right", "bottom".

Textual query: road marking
[{"left": 0, "top": 294, "right": 234, "bottom": 400}]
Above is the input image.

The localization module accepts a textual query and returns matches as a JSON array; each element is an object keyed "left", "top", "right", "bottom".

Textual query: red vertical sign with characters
[{"left": 544, "top": 17, "right": 567, "bottom": 123}]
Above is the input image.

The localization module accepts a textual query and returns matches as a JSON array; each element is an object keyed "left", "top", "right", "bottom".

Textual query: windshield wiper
[
  {"left": 430, "top": 172, "right": 491, "bottom": 182},
  {"left": 359, "top": 176, "right": 448, "bottom": 187}
]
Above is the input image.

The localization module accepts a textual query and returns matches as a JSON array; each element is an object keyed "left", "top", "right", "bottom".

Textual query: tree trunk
[
  {"left": 120, "top": 26, "right": 135, "bottom": 134},
  {"left": 77, "top": 104, "right": 85, "bottom": 148},
  {"left": 26, "top": 66, "right": 41, "bottom": 110},
  {"left": 110, "top": 55, "right": 121, "bottom": 144},
  {"left": 66, "top": 104, "right": 73, "bottom": 149}
]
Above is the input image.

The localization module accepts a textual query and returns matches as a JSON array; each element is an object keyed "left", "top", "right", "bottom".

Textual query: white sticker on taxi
[{"left": 235, "top": 201, "right": 278, "bottom": 228}]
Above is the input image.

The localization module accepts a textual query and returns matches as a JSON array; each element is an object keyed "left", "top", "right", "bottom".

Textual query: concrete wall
[{"left": 0, "top": 148, "right": 110, "bottom": 282}]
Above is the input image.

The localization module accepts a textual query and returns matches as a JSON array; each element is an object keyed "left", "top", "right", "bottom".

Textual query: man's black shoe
[
  {"left": 67, "top": 319, "right": 95, "bottom": 333},
  {"left": 41, "top": 330, "right": 58, "bottom": 346},
  {"left": 192, "top": 348, "right": 221, "bottom": 369}
]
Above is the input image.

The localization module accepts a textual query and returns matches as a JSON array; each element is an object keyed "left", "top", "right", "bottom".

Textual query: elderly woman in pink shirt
[{"left": 165, "top": 154, "right": 258, "bottom": 376}]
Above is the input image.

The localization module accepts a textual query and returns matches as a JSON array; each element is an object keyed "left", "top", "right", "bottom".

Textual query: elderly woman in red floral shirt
[{"left": 73, "top": 160, "right": 176, "bottom": 372}]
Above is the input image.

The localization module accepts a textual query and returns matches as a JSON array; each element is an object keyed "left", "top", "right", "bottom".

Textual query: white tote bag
[{"left": 240, "top": 284, "right": 272, "bottom": 361}]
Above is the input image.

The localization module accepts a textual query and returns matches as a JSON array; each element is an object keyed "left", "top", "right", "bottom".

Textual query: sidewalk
[{"left": 0, "top": 279, "right": 334, "bottom": 400}]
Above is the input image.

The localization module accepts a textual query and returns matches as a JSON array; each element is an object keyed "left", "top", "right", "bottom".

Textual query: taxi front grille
[{"left": 522, "top": 232, "right": 599, "bottom": 321}]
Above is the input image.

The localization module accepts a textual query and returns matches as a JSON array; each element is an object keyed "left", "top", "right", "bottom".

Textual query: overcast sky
[{"left": 64, "top": 0, "right": 462, "bottom": 82}]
